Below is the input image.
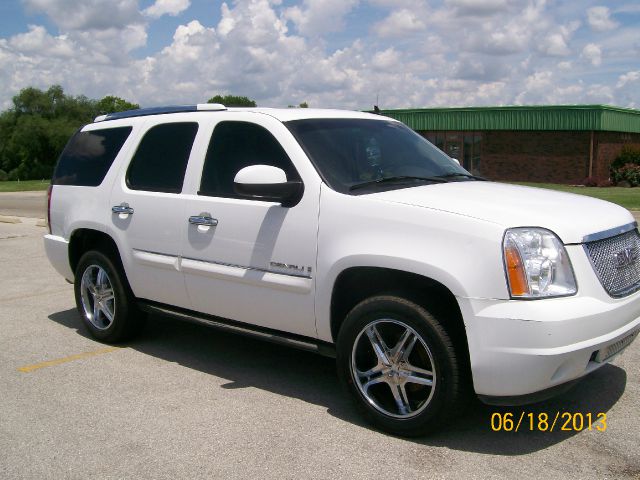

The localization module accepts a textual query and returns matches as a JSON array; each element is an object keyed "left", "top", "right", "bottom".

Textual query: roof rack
[{"left": 94, "top": 103, "right": 227, "bottom": 122}]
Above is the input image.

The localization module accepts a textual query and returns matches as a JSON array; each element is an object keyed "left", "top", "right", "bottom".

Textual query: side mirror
[{"left": 233, "top": 165, "right": 303, "bottom": 208}]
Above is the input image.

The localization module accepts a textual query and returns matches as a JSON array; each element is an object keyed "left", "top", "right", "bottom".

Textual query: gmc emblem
[{"left": 614, "top": 247, "right": 638, "bottom": 269}]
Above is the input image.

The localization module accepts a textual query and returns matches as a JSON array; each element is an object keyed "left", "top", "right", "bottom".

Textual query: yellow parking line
[{"left": 18, "top": 346, "right": 121, "bottom": 373}]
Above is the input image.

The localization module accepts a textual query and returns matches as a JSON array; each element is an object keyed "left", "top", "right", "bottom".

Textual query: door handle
[
  {"left": 112, "top": 203, "right": 134, "bottom": 215},
  {"left": 189, "top": 215, "right": 218, "bottom": 227}
]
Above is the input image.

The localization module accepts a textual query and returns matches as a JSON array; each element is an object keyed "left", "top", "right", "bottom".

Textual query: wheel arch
[
  {"left": 68, "top": 228, "right": 124, "bottom": 275},
  {"left": 329, "top": 266, "right": 471, "bottom": 376}
]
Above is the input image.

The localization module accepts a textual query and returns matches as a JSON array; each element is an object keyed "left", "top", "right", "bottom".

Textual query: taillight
[{"left": 46, "top": 184, "right": 53, "bottom": 234}]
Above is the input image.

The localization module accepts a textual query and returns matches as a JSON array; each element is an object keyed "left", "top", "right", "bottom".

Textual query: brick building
[{"left": 380, "top": 105, "right": 640, "bottom": 184}]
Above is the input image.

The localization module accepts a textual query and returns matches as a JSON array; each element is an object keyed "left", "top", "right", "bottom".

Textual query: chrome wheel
[
  {"left": 351, "top": 319, "right": 436, "bottom": 419},
  {"left": 80, "top": 265, "right": 116, "bottom": 330}
]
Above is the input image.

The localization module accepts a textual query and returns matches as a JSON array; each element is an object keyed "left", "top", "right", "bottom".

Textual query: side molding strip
[
  {"left": 132, "top": 249, "right": 179, "bottom": 271},
  {"left": 180, "top": 258, "right": 312, "bottom": 294}
]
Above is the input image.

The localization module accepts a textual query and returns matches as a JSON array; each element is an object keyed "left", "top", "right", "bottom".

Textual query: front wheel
[
  {"left": 74, "top": 250, "right": 144, "bottom": 343},
  {"left": 336, "top": 295, "right": 462, "bottom": 436}
]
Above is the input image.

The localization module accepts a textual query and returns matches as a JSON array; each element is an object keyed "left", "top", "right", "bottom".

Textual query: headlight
[{"left": 503, "top": 227, "right": 577, "bottom": 298}]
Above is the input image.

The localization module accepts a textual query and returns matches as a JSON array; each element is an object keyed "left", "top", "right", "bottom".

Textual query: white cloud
[
  {"left": 581, "top": 43, "right": 602, "bottom": 66},
  {"left": 476, "top": 24, "right": 530, "bottom": 55},
  {"left": 445, "top": 0, "right": 509, "bottom": 16},
  {"left": 614, "top": 4, "right": 640, "bottom": 14},
  {"left": 587, "top": 6, "right": 618, "bottom": 32},
  {"left": 537, "top": 22, "right": 579, "bottom": 57},
  {"left": 446, "top": 1, "right": 548, "bottom": 56},
  {"left": 524, "top": 70, "right": 553, "bottom": 91},
  {"left": 7, "top": 25, "right": 74, "bottom": 58},
  {"left": 371, "top": 48, "right": 400, "bottom": 70},
  {"left": 373, "top": 9, "right": 425, "bottom": 38},
  {"left": 22, "top": 0, "right": 142, "bottom": 31},
  {"left": 615, "top": 72, "right": 640, "bottom": 107},
  {"left": 539, "top": 33, "right": 570, "bottom": 56},
  {"left": 584, "top": 84, "right": 613, "bottom": 103},
  {"left": 617, "top": 71, "right": 640, "bottom": 88},
  {"left": 0, "top": 0, "right": 638, "bottom": 110},
  {"left": 143, "top": 0, "right": 191, "bottom": 19},
  {"left": 284, "top": 0, "right": 359, "bottom": 37}
]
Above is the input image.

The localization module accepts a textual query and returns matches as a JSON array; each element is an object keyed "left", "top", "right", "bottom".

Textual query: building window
[
  {"left": 445, "top": 133, "right": 461, "bottom": 160},
  {"left": 423, "top": 130, "right": 482, "bottom": 175}
]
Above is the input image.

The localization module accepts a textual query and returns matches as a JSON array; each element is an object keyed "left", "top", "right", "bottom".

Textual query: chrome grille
[{"left": 584, "top": 228, "right": 640, "bottom": 298}]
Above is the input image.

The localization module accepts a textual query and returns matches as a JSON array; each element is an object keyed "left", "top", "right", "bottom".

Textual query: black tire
[
  {"left": 336, "top": 295, "right": 461, "bottom": 437},
  {"left": 74, "top": 250, "right": 145, "bottom": 343}
]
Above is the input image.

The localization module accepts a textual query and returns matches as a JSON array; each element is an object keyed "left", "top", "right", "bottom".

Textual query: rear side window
[
  {"left": 52, "top": 127, "right": 132, "bottom": 186},
  {"left": 199, "top": 121, "right": 299, "bottom": 197},
  {"left": 126, "top": 122, "right": 198, "bottom": 193}
]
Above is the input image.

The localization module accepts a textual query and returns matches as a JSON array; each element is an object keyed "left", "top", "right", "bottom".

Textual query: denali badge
[
  {"left": 614, "top": 247, "right": 638, "bottom": 269},
  {"left": 269, "top": 261, "right": 312, "bottom": 275}
]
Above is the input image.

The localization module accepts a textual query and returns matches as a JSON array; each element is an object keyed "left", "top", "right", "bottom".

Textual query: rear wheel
[
  {"left": 337, "top": 295, "right": 461, "bottom": 436},
  {"left": 74, "top": 250, "right": 144, "bottom": 342}
]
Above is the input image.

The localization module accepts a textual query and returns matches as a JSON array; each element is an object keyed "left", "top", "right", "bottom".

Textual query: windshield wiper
[
  {"left": 435, "top": 173, "right": 487, "bottom": 181},
  {"left": 349, "top": 175, "right": 448, "bottom": 191}
]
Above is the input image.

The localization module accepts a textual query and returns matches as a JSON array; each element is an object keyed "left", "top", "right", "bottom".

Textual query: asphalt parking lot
[
  {"left": 0, "top": 191, "right": 46, "bottom": 219},
  {"left": 1, "top": 217, "right": 639, "bottom": 479}
]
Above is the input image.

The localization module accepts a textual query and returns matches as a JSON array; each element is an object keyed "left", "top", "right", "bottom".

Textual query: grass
[
  {"left": 513, "top": 182, "right": 640, "bottom": 210},
  {"left": 0, "top": 180, "right": 50, "bottom": 192}
]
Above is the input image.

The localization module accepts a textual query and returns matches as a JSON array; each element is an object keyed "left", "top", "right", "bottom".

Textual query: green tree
[
  {"left": 95, "top": 95, "right": 139, "bottom": 114},
  {"left": 13, "top": 85, "right": 63, "bottom": 117},
  {"left": 0, "top": 85, "right": 138, "bottom": 180},
  {"left": 288, "top": 102, "right": 309, "bottom": 108},
  {"left": 207, "top": 94, "right": 257, "bottom": 107}
]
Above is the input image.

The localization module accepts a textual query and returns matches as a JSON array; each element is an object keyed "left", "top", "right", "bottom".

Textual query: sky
[{"left": 0, "top": 0, "right": 639, "bottom": 111}]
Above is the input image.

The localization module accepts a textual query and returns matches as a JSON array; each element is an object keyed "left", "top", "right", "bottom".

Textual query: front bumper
[{"left": 459, "top": 293, "right": 640, "bottom": 399}]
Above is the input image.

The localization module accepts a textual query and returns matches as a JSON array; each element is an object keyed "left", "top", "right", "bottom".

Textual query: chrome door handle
[
  {"left": 189, "top": 215, "right": 218, "bottom": 226},
  {"left": 112, "top": 204, "right": 134, "bottom": 215}
]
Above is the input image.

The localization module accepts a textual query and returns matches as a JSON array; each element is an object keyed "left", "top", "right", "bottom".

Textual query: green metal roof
[{"left": 379, "top": 105, "right": 640, "bottom": 133}]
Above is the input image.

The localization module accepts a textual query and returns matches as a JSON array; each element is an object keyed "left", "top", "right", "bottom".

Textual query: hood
[{"left": 368, "top": 181, "right": 635, "bottom": 244}]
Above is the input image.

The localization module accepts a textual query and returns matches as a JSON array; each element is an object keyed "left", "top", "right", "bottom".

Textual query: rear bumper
[
  {"left": 459, "top": 292, "right": 640, "bottom": 399},
  {"left": 43, "top": 234, "right": 73, "bottom": 281}
]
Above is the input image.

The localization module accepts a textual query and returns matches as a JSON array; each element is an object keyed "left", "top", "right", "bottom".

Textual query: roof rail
[{"left": 94, "top": 103, "right": 227, "bottom": 122}]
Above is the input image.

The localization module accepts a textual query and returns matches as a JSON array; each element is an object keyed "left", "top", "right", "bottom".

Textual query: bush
[
  {"left": 597, "top": 179, "right": 613, "bottom": 188},
  {"left": 0, "top": 169, "right": 7, "bottom": 181},
  {"left": 610, "top": 146, "right": 640, "bottom": 171},
  {"left": 582, "top": 176, "right": 598, "bottom": 187},
  {"left": 611, "top": 163, "right": 640, "bottom": 187}
]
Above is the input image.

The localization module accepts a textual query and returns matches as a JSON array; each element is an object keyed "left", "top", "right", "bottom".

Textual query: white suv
[{"left": 44, "top": 104, "right": 640, "bottom": 436}]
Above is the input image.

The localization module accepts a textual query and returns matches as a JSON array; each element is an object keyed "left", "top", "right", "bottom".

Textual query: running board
[{"left": 138, "top": 301, "right": 336, "bottom": 358}]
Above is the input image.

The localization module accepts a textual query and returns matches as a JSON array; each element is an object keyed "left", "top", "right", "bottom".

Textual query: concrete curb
[{"left": 0, "top": 215, "right": 22, "bottom": 224}]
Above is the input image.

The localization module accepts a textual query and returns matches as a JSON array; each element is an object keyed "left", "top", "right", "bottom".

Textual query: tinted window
[
  {"left": 52, "top": 127, "right": 132, "bottom": 186},
  {"left": 127, "top": 122, "right": 198, "bottom": 193},
  {"left": 199, "top": 121, "right": 299, "bottom": 197},
  {"left": 286, "top": 119, "right": 469, "bottom": 194}
]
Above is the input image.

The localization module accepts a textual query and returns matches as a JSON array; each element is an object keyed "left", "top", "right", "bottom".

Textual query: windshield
[{"left": 286, "top": 118, "right": 472, "bottom": 194}]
